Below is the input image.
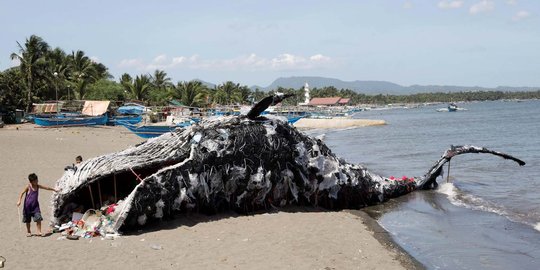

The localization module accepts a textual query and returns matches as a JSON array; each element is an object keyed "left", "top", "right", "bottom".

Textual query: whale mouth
[{"left": 54, "top": 159, "right": 180, "bottom": 224}]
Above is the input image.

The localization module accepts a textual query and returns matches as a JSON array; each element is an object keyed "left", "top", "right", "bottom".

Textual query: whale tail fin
[{"left": 416, "top": 145, "right": 525, "bottom": 189}]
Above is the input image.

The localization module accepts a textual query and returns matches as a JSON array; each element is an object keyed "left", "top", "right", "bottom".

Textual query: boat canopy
[
  {"left": 32, "top": 103, "right": 61, "bottom": 113},
  {"left": 82, "top": 101, "right": 110, "bottom": 116},
  {"left": 117, "top": 105, "right": 145, "bottom": 115}
]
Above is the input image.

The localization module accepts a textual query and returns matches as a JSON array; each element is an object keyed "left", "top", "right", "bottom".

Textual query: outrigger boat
[
  {"left": 34, "top": 114, "right": 108, "bottom": 127},
  {"left": 34, "top": 101, "right": 110, "bottom": 127},
  {"left": 107, "top": 103, "right": 145, "bottom": 126},
  {"left": 120, "top": 121, "right": 193, "bottom": 139}
]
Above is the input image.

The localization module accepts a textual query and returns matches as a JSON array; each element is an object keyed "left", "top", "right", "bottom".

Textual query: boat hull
[
  {"left": 122, "top": 122, "right": 192, "bottom": 139},
  {"left": 34, "top": 115, "right": 108, "bottom": 127},
  {"left": 287, "top": 116, "right": 303, "bottom": 124},
  {"left": 110, "top": 115, "right": 143, "bottom": 126}
]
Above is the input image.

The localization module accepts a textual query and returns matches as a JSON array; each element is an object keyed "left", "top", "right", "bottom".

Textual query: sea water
[{"left": 309, "top": 100, "right": 540, "bottom": 270}]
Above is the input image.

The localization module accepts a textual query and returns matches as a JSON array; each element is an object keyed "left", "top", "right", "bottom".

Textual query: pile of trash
[{"left": 54, "top": 202, "right": 124, "bottom": 240}]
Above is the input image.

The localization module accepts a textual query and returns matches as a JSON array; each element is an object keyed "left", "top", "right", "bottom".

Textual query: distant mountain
[
  {"left": 250, "top": 76, "right": 539, "bottom": 95},
  {"left": 193, "top": 79, "right": 216, "bottom": 89},
  {"left": 408, "top": 84, "right": 539, "bottom": 94}
]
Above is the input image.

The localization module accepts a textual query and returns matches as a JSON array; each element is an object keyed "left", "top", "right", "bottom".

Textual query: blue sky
[{"left": 1, "top": 0, "right": 539, "bottom": 87}]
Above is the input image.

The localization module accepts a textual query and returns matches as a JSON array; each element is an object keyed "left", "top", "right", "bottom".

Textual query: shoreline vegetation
[{"left": 1, "top": 35, "right": 539, "bottom": 123}]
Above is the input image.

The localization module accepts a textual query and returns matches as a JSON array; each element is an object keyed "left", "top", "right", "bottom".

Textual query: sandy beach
[
  {"left": 0, "top": 124, "right": 420, "bottom": 269},
  {"left": 294, "top": 118, "right": 386, "bottom": 129}
]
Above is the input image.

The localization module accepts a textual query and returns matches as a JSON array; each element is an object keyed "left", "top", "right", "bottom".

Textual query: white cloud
[
  {"left": 438, "top": 1, "right": 464, "bottom": 9},
  {"left": 506, "top": 0, "right": 517, "bottom": 5},
  {"left": 172, "top": 56, "right": 186, "bottom": 65},
  {"left": 118, "top": 58, "right": 145, "bottom": 69},
  {"left": 153, "top": 54, "right": 167, "bottom": 64},
  {"left": 470, "top": 0, "right": 495, "bottom": 14},
  {"left": 512, "top": 10, "right": 530, "bottom": 21},
  {"left": 117, "top": 53, "right": 333, "bottom": 72},
  {"left": 403, "top": 1, "right": 413, "bottom": 9},
  {"left": 271, "top": 54, "right": 305, "bottom": 68},
  {"left": 310, "top": 54, "right": 331, "bottom": 62}
]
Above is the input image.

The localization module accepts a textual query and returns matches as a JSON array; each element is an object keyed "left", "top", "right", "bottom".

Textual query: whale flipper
[{"left": 247, "top": 93, "right": 295, "bottom": 120}]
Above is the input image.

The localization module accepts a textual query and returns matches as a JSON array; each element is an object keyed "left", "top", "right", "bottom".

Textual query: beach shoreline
[
  {"left": 0, "top": 124, "right": 420, "bottom": 269},
  {"left": 294, "top": 118, "right": 386, "bottom": 129}
]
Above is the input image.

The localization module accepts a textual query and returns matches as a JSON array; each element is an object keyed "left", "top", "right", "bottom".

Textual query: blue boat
[
  {"left": 109, "top": 115, "right": 143, "bottom": 126},
  {"left": 117, "top": 104, "right": 145, "bottom": 115},
  {"left": 34, "top": 114, "right": 108, "bottom": 127},
  {"left": 287, "top": 116, "right": 303, "bottom": 124},
  {"left": 121, "top": 121, "right": 193, "bottom": 139},
  {"left": 108, "top": 103, "right": 145, "bottom": 126}
]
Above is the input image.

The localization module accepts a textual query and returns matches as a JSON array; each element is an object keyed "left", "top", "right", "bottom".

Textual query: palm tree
[
  {"left": 175, "top": 80, "right": 208, "bottom": 107},
  {"left": 67, "top": 50, "right": 109, "bottom": 99},
  {"left": 151, "top": 70, "right": 173, "bottom": 90},
  {"left": 121, "top": 74, "right": 152, "bottom": 101},
  {"left": 10, "top": 35, "right": 50, "bottom": 112},
  {"left": 215, "top": 81, "right": 242, "bottom": 105},
  {"left": 237, "top": 85, "right": 252, "bottom": 104},
  {"left": 44, "top": 47, "right": 69, "bottom": 100}
]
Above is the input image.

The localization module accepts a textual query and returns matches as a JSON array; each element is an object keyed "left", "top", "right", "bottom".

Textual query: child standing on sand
[{"left": 16, "top": 173, "right": 57, "bottom": 237}]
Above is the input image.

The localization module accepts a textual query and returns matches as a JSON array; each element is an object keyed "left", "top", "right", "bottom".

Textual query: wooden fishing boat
[
  {"left": 34, "top": 114, "right": 108, "bottom": 127},
  {"left": 109, "top": 115, "right": 143, "bottom": 126},
  {"left": 121, "top": 121, "right": 193, "bottom": 139},
  {"left": 34, "top": 101, "right": 110, "bottom": 127}
]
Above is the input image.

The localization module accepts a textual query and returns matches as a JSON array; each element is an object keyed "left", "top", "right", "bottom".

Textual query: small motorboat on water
[{"left": 436, "top": 103, "right": 467, "bottom": 112}]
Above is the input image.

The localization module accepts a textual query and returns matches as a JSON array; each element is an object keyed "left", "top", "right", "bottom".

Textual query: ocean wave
[{"left": 436, "top": 183, "right": 540, "bottom": 230}]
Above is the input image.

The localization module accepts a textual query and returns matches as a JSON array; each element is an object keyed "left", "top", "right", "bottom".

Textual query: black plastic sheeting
[{"left": 51, "top": 95, "right": 525, "bottom": 231}]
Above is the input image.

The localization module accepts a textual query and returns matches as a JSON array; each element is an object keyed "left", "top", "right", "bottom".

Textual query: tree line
[{"left": 2, "top": 35, "right": 540, "bottom": 115}]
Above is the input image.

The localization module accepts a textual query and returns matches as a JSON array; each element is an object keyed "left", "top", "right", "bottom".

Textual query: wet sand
[{"left": 0, "top": 124, "right": 420, "bottom": 269}]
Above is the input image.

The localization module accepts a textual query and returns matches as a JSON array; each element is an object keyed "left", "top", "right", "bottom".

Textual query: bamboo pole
[
  {"left": 97, "top": 180, "right": 103, "bottom": 207},
  {"left": 88, "top": 185, "right": 96, "bottom": 209},
  {"left": 130, "top": 167, "right": 144, "bottom": 182}
]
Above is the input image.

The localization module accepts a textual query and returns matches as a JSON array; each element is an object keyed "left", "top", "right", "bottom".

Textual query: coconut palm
[
  {"left": 44, "top": 47, "right": 70, "bottom": 100},
  {"left": 67, "top": 50, "right": 109, "bottom": 99},
  {"left": 10, "top": 35, "right": 50, "bottom": 112},
  {"left": 121, "top": 74, "right": 152, "bottom": 101},
  {"left": 151, "top": 70, "right": 173, "bottom": 90},
  {"left": 175, "top": 80, "right": 208, "bottom": 107},
  {"left": 215, "top": 81, "right": 242, "bottom": 105},
  {"left": 237, "top": 85, "right": 252, "bottom": 104}
]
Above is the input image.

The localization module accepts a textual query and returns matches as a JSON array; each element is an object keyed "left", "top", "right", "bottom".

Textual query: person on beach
[
  {"left": 16, "top": 173, "right": 57, "bottom": 237},
  {"left": 65, "top": 155, "right": 82, "bottom": 171}
]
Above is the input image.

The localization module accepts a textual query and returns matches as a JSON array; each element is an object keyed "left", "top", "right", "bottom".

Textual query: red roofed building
[
  {"left": 338, "top": 98, "right": 350, "bottom": 105},
  {"left": 308, "top": 97, "right": 350, "bottom": 106},
  {"left": 308, "top": 97, "right": 341, "bottom": 106}
]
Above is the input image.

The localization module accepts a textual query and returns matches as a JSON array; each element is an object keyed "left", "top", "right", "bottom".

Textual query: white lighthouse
[{"left": 299, "top": 82, "right": 310, "bottom": 106}]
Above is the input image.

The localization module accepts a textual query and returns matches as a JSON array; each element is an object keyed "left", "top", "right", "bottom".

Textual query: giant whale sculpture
[{"left": 51, "top": 94, "right": 525, "bottom": 231}]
